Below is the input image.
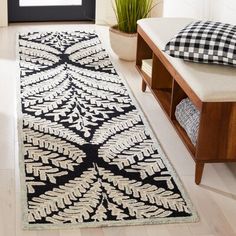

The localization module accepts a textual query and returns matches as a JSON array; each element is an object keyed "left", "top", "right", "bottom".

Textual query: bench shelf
[{"left": 136, "top": 26, "right": 236, "bottom": 184}]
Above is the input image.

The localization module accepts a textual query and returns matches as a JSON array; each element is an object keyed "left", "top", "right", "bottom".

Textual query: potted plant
[{"left": 109, "top": 0, "right": 154, "bottom": 61}]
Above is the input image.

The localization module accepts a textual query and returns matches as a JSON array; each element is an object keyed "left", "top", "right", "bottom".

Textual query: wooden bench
[{"left": 136, "top": 18, "right": 236, "bottom": 184}]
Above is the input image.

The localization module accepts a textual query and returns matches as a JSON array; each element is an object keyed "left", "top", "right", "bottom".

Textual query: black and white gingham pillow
[{"left": 164, "top": 21, "right": 236, "bottom": 66}]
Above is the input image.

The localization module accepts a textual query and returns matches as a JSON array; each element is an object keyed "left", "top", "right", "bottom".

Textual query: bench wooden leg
[
  {"left": 195, "top": 162, "right": 205, "bottom": 185},
  {"left": 142, "top": 80, "right": 147, "bottom": 92}
]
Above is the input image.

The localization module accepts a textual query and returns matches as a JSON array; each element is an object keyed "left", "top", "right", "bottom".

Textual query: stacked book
[{"left": 141, "top": 59, "right": 153, "bottom": 77}]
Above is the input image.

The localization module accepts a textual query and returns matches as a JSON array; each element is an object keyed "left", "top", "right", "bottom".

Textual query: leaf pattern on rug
[{"left": 18, "top": 31, "right": 194, "bottom": 227}]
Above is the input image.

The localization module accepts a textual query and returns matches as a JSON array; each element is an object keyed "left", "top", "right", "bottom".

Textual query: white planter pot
[{"left": 109, "top": 26, "right": 137, "bottom": 61}]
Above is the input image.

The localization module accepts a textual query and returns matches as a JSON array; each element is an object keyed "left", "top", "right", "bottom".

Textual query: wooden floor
[{"left": 0, "top": 22, "right": 235, "bottom": 236}]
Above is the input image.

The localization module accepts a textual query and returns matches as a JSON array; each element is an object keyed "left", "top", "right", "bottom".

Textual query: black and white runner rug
[{"left": 18, "top": 30, "right": 198, "bottom": 229}]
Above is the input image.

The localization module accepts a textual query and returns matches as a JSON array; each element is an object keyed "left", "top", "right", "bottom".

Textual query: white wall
[
  {"left": 163, "top": 0, "right": 236, "bottom": 24},
  {"left": 163, "top": 0, "right": 210, "bottom": 20},
  {"left": 0, "top": 0, "right": 8, "bottom": 26},
  {"left": 151, "top": 0, "right": 164, "bottom": 18},
  {"left": 96, "top": 0, "right": 116, "bottom": 25},
  {"left": 211, "top": 0, "right": 236, "bottom": 24},
  {"left": 96, "top": 0, "right": 163, "bottom": 25}
]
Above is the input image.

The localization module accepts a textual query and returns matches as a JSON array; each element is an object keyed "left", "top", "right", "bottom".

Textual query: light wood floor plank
[
  {"left": 59, "top": 229, "right": 82, "bottom": 236},
  {"left": 81, "top": 228, "right": 104, "bottom": 236},
  {"left": 0, "top": 170, "right": 15, "bottom": 236},
  {"left": 103, "top": 226, "right": 127, "bottom": 236},
  {"left": 36, "top": 231, "right": 60, "bottom": 236}
]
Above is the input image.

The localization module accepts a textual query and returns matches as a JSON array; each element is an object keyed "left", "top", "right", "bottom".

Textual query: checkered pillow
[{"left": 164, "top": 21, "right": 236, "bottom": 66}]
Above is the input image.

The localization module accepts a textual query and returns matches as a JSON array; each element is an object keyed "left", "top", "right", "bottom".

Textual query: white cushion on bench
[{"left": 138, "top": 17, "right": 236, "bottom": 102}]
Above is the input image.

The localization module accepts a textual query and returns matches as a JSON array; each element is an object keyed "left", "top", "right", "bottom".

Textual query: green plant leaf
[{"left": 113, "top": 0, "right": 154, "bottom": 33}]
